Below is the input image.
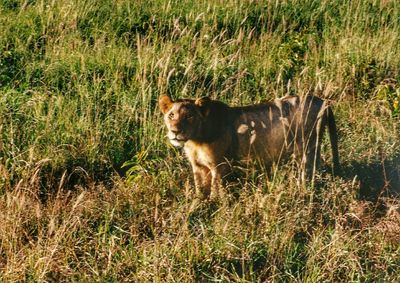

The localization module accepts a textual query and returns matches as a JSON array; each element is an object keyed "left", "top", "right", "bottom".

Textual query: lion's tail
[{"left": 326, "top": 106, "right": 340, "bottom": 175}]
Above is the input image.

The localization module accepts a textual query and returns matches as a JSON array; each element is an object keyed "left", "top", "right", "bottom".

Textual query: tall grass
[{"left": 0, "top": 0, "right": 399, "bottom": 281}]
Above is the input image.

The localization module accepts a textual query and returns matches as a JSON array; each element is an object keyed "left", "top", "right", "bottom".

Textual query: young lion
[{"left": 159, "top": 95, "right": 340, "bottom": 199}]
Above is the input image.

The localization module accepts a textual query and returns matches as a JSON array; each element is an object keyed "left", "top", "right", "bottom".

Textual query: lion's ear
[
  {"left": 195, "top": 96, "right": 211, "bottom": 107},
  {"left": 159, "top": 95, "right": 173, "bottom": 114},
  {"left": 195, "top": 96, "right": 212, "bottom": 117}
]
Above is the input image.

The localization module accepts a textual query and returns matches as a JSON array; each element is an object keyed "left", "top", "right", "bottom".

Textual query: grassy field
[{"left": 0, "top": 0, "right": 399, "bottom": 281}]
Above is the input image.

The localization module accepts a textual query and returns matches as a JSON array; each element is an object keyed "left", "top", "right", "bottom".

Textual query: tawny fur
[{"left": 159, "top": 95, "right": 340, "bottom": 199}]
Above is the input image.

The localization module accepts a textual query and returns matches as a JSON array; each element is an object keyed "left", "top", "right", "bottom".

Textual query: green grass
[{"left": 0, "top": 0, "right": 399, "bottom": 281}]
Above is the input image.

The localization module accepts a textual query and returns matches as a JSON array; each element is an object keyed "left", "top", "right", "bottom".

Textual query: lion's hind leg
[{"left": 301, "top": 112, "right": 326, "bottom": 183}]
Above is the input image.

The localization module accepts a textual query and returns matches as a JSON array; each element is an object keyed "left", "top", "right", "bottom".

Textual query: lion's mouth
[
  {"left": 170, "top": 137, "right": 188, "bottom": 144},
  {"left": 172, "top": 137, "right": 187, "bottom": 142},
  {"left": 167, "top": 132, "right": 188, "bottom": 147},
  {"left": 169, "top": 137, "right": 187, "bottom": 147}
]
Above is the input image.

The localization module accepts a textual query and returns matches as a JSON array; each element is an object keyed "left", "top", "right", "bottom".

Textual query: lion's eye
[{"left": 168, "top": 113, "right": 174, "bottom": 119}]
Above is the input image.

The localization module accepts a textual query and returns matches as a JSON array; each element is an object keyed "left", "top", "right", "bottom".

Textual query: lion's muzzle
[{"left": 167, "top": 131, "right": 187, "bottom": 147}]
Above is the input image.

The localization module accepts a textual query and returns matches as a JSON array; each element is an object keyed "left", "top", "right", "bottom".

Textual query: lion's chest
[{"left": 184, "top": 137, "right": 232, "bottom": 170}]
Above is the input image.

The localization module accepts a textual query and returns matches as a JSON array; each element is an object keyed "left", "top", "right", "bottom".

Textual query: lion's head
[{"left": 159, "top": 95, "right": 211, "bottom": 147}]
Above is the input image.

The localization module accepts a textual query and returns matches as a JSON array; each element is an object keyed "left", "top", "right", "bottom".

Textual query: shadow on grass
[{"left": 341, "top": 152, "right": 400, "bottom": 201}]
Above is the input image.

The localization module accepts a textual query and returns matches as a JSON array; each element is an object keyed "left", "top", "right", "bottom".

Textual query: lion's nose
[{"left": 170, "top": 129, "right": 179, "bottom": 134}]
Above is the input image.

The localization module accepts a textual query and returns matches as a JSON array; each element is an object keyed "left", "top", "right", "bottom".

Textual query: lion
[{"left": 159, "top": 94, "right": 340, "bottom": 199}]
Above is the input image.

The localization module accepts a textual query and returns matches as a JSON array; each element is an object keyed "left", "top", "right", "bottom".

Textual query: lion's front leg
[
  {"left": 192, "top": 165, "right": 212, "bottom": 199},
  {"left": 209, "top": 163, "right": 230, "bottom": 200}
]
